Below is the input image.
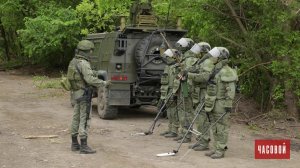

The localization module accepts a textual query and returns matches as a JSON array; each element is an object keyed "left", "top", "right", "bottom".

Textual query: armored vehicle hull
[{"left": 86, "top": 27, "right": 186, "bottom": 119}]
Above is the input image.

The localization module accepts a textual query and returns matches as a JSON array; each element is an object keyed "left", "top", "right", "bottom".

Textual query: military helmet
[
  {"left": 190, "top": 42, "right": 211, "bottom": 54},
  {"left": 198, "top": 42, "right": 211, "bottom": 52},
  {"left": 77, "top": 40, "right": 95, "bottom": 51},
  {"left": 217, "top": 47, "right": 230, "bottom": 58},
  {"left": 175, "top": 38, "right": 194, "bottom": 52}
]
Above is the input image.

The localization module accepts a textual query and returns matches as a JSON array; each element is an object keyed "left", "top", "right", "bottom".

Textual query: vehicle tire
[
  {"left": 97, "top": 86, "right": 118, "bottom": 119},
  {"left": 135, "top": 34, "right": 165, "bottom": 76}
]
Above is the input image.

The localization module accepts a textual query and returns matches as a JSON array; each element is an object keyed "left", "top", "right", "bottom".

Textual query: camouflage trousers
[
  {"left": 166, "top": 99, "right": 179, "bottom": 134},
  {"left": 206, "top": 100, "right": 230, "bottom": 154},
  {"left": 71, "top": 100, "right": 91, "bottom": 139},
  {"left": 178, "top": 96, "right": 193, "bottom": 139}
]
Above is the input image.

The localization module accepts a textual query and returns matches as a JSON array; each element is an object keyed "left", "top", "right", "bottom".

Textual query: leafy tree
[
  {"left": 170, "top": 0, "right": 300, "bottom": 119},
  {"left": 76, "top": 0, "right": 132, "bottom": 34},
  {"left": 18, "top": 4, "right": 80, "bottom": 67}
]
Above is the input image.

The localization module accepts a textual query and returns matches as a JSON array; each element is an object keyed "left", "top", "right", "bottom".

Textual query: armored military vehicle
[{"left": 86, "top": 0, "right": 186, "bottom": 119}]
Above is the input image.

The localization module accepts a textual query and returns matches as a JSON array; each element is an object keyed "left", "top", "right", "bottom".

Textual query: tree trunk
[
  {"left": 282, "top": 0, "right": 300, "bottom": 120},
  {"left": 0, "top": 21, "right": 10, "bottom": 61}
]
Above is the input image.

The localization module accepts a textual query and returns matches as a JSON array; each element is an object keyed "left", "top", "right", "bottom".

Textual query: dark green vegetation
[{"left": 0, "top": 0, "right": 299, "bottom": 119}]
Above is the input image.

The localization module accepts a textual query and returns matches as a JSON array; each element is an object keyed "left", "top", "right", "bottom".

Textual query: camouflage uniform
[
  {"left": 174, "top": 50, "right": 198, "bottom": 142},
  {"left": 188, "top": 56, "right": 217, "bottom": 149},
  {"left": 204, "top": 60, "right": 238, "bottom": 158},
  {"left": 68, "top": 54, "right": 106, "bottom": 139},
  {"left": 160, "top": 64, "right": 179, "bottom": 136},
  {"left": 67, "top": 40, "right": 106, "bottom": 154}
]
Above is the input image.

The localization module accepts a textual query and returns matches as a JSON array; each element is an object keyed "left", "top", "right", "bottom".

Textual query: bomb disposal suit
[{"left": 204, "top": 47, "right": 238, "bottom": 159}]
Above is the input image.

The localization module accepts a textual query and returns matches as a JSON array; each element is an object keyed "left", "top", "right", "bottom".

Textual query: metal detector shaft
[
  {"left": 145, "top": 92, "right": 173, "bottom": 134},
  {"left": 192, "top": 111, "right": 229, "bottom": 146},
  {"left": 174, "top": 101, "right": 205, "bottom": 153}
]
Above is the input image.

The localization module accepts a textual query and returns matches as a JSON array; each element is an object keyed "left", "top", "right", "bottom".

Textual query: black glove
[
  {"left": 225, "top": 107, "right": 232, "bottom": 113},
  {"left": 171, "top": 95, "right": 177, "bottom": 100}
]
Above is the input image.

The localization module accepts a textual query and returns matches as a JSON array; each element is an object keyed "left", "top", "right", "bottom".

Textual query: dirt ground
[{"left": 0, "top": 71, "right": 300, "bottom": 168}]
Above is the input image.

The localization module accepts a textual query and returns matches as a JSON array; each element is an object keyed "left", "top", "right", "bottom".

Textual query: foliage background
[{"left": 0, "top": 0, "right": 299, "bottom": 118}]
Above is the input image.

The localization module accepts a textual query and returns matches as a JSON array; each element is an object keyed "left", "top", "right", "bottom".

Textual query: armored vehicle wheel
[
  {"left": 135, "top": 34, "right": 164, "bottom": 76},
  {"left": 97, "top": 86, "right": 118, "bottom": 119}
]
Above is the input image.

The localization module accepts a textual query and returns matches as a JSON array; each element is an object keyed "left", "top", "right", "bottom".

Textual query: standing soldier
[
  {"left": 67, "top": 40, "right": 109, "bottom": 154},
  {"left": 172, "top": 38, "right": 196, "bottom": 143},
  {"left": 201, "top": 47, "right": 238, "bottom": 159},
  {"left": 159, "top": 49, "right": 180, "bottom": 138},
  {"left": 188, "top": 44, "right": 221, "bottom": 151}
]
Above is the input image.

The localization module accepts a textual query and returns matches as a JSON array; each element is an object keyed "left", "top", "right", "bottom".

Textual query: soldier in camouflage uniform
[
  {"left": 172, "top": 38, "right": 196, "bottom": 143},
  {"left": 200, "top": 47, "right": 238, "bottom": 159},
  {"left": 67, "top": 40, "right": 109, "bottom": 154},
  {"left": 188, "top": 45, "right": 221, "bottom": 151},
  {"left": 159, "top": 49, "right": 180, "bottom": 138}
]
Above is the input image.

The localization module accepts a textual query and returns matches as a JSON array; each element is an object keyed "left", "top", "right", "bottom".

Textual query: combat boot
[
  {"left": 160, "top": 130, "right": 170, "bottom": 136},
  {"left": 210, "top": 151, "right": 224, "bottom": 159},
  {"left": 177, "top": 137, "right": 191, "bottom": 143},
  {"left": 173, "top": 136, "right": 183, "bottom": 141},
  {"left": 188, "top": 142, "right": 200, "bottom": 149},
  {"left": 193, "top": 144, "right": 209, "bottom": 151},
  {"left": 164, "top": 132, "right": 177, "bottom": 138},
  {"left": 80, "top": 138, "right": 96, "bottom": 154},
  {"left": 205, "top": 150, "right": 215, "bottom": 157},
  {"left": 71, "top": 136, "right": 80, "bottom": 151}
]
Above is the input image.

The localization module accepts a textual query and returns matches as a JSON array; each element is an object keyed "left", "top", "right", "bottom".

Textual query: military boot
[
  {"left": 188, "top": 142, "right": 200, "bottom": 149},
  {"left": 205, "top": 150, "right": 215, "bottom": 157},
  {"left": 80, "top": 138, "right": 96, "bottom": 154},
  {"left": 71, "top": 136, "right": 80, "bottom": 151},
  {"left": 177, "top": 137, "right": 191, "bottom": 143},
  {"left": 160, "top": 130, "right": 170, "bottom": 136},
  {"left": 164, "top": 132, "right": 177, "bottom": 138},
  {"left": 210, "top": 151, "right": 224, "bottom": 159},
  {"left": 173, "top": 136, "right": 183, "bottom": 141},
  {"left": 193, "top": 144, "right": 209, "bottom": 151}
]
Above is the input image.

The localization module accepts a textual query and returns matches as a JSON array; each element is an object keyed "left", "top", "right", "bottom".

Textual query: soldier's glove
[
  {"left": 97, "top": 70, "right": 105, "bottom": 80},
  {"left": 224, "top": 107, "right": 232, "bottom": 113},
  {"left": 171, "top": 95, "right": 177, "bottom": 100},
  {"left": 104, "top": 80, "right": 111, "bottom": 88}
]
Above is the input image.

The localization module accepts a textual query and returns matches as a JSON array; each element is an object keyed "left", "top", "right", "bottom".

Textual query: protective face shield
[
  {"left": 162, "top": 49, "right": 179, "bottom": 58},
  {"left": 77, "top": 40, "right": 95, "bottom": 51},
  {"left": 175, "top": 38, "right": 194, "bottom": 52},
  {"left": 217, "top": 47, "right": 230, "bottom": 59},
  {"left": 190, "top": 43, "right": 201, "bottom": 54},
  {"left": 198, "top": 42, "right": 211, "bottom": 53},
  {"left": 208, "top": 47, "right": 221, "bottom": 58},
  {"left": 162, "top": 49, "right": 179, "bottom": 64}
]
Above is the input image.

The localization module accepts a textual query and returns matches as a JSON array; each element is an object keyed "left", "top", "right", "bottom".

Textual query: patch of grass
[
  {"left": 248, "top": 122, "right": 260, "bottom": 131},
  {"left": 267, "top": 109, "right": 286, "bottom": 120},
  {"left": 33, "top": 75, "right": 62, "bottom": 89}
]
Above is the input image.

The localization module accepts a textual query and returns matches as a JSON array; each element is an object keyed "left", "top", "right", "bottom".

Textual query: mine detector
[{"left": 86, "top": 0, "right": 187, "bottom": 119}]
